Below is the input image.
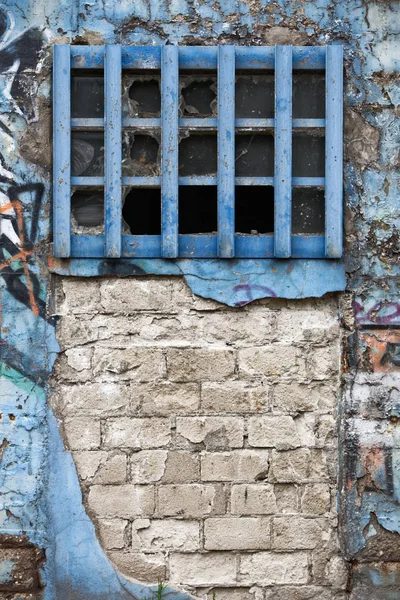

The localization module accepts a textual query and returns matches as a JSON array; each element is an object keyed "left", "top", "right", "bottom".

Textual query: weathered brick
[
  {"left": 107, "top": 551, "right": 165, "bottom": 582},
  {"left": 271, "top": 382, "right": 336, "bottom": 413},
  {"left": 100, "top": 278, "right": 175, "bottom": 313},
  {"left": 201, "top": 311, "right": 275, "bottom": 345},
  {"left": 201, "top": 381, "right": 268, "bottom": 414},
  {"left": 239, "top": 551, "right": 308, "bottom": 585},
  {"left": 92, "top": 347, "right": 164, "bottom": 381},
  {"left": 161, "top": 451, "right": 200, "bottom": 483},
  {"left": 157, "top": 484, "right": 225, "bottom": 518},
  {"left": 307, "top": 346, "right": 340, "bottom": 381},
  {"left": 65, "top": 346, "right": 92, "bottom": 372},
  {"left": 274, "top": 484, "right": 299, "bottom": 513},
  {"left": 238, "top": 345, "right": 305, "bottom": 378},
  {"left": 57, "top": 315, "right": 99, "bottom": 349},
  {"left": 103, "top": 417, "right": 171, "bottom": 449},
  {"left": 87, "top": 485, "right": 154, "bottom": 518},
  {"left": 63, "top": 418, "right": 100, "bottom": 450},
  {"left": 167, "top": 348, "right": 235, "bottom": 382},
  {"left": 131, "top": 382, "right": 199, "bottom": 416},
  {"left": 169, "top": 553, "right": 236, "bottom": 585},
  {"left": 176, "top": 417, "right": 244, "bottom": 449},
  {"left": 130, "top": 450, "right": 168, "bottom": 483},
  {"left": 301, "top": 484, "right": 332, "bottom": 515},
  {"left": 269, "top": 449, "right": 329, "bottom": 482},
  {"left": 231, "top": 484, "right": 277, "bottom": 515},
  {"left": 248, "top": 416, "right": 300, "bottom": 450},
  {"left": 97, "top": 519, "right": 127, "bottom": 550},
  {"left": 132, "top": 519, "right": 200, "bottom": 551},
  {"left": 73, "top": 451, "right": 127, "bottom": 484},
  {"left": 202, "top": 589, "right": 262, "bottom": 600},
  {"left": 204, "top": 517, "right": 271, "bottom": 550},
  {"left": 264, "top": 586, "right": 343, "bottom": 600},
  {"left": 201, "top": 450, "right": 270, "bottom": 482},
  {"left": 272, "top": 516, "right": 331, "bottom": 550},
  {"left": 275, "top": 310, "right": 339, "bottom": 344},
  {"left": 54, "top": 383, "right": 130, "bottom": 417},
  {"left": 58, "top": 279, "right": 101, "bottom": 315},
  {"left": 0, "top": 548, "right": 41, "bottom": 591}
]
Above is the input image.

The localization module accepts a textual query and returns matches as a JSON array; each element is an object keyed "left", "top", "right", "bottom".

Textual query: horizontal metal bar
[
  {"left": 70, "top": 45, "right": 326, "bottom": 70},
  {"left": 71, "top": 117, "right": 326, "bottom": 130},
  {"left": 71, "top": 176, "right": 326, "bottom": 187},
  {"left": 70, "top": 234, "right": 326, "bottom": 258}
]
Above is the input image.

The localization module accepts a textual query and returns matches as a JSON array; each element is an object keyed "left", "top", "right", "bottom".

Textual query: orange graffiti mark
[
  {"left": 0, "top": 202, "right": 14, "bottom": 214},
  {"left": 0, "top": 199, "right": 39, "bottom": 317},
  {"left": 360, "top": 330, "right": 400, "bottom": 372}
]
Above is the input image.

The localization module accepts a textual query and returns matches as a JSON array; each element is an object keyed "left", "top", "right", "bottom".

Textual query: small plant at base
[{"left": 144, "top": 580, "right": 167, "bottom": 600}]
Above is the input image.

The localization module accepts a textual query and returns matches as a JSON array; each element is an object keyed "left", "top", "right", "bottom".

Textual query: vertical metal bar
[
  {"left": 105, "top": 45, "right": 122, "bottom": 257},
  {"left": 53, "top": 45, "right": 71, "bottom": 257},
  {"left": 161, "top": 45, "right": 179, "bottom": 258},
  {"left": 325, "top": 45, "right": 343, "bottom": 258},
  {"left": 217, "top": 45, "right": 235, "bottom": 258},
  {"left": 274, "top": 45, "right": 292, "bottom": 258}
]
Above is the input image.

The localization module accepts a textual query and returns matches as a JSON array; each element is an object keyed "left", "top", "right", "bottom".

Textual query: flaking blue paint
[{"left": 1, "top": 0, "right": 399, "bottom": 596}]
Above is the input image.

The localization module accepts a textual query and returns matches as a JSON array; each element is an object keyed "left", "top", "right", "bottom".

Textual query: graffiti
[
  {"left": 359, "top": 330, "right": 400, "bottom": 372},
  {"left": 233, "top": 283, "right": 277, "bottom": 306},
  {"left": 0, "top": 183, "right": 45, "bottom": 318},
  {"left": 355, "top": 300, "right": 400, "bottom": 326}
]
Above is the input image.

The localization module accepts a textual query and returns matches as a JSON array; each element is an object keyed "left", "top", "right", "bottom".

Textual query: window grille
[{"left": 53, "top": 44, "right": 343, "bottom": 260}]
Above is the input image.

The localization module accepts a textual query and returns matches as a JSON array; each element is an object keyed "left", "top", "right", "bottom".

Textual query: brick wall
[{"left": 51, "top": 276, "right": 347, "bottom": 599}]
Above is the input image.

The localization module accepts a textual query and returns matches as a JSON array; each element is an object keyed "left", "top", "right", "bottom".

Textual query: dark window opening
[
  {"left": 71, "top": 190, "right": 104, "bottom": 227},
  {"left": 71, "top": 74, "right": 104, "bottom": 118},
  {"left": 71, "top": 131, "right": 104, "bottom": 176},
  {"left": 179, "top": 135, "right": 217, "bottom": 176},
  {"left": 235, "top": 186, "right": 274, "bottom": 234},
  {"left": 235, "top": 75, "right": 274, "bottom": 118},
  {"left": 181, "top": 79, "right": 217, "bottom": 116},
  {"left": 292, "top": 188, "right": 324, "bottom": 234},
  {"left": 122, "top": 133, "right": 160, "bottom": 176},
  {"left": 293, "top": 73, "right": 325, "bottom": 119},
  {"left": 292, "top": 134, "right": 325, "bottom": 177},
  {"left": 235, "top": 135, "right": 274, "bottom": 177},
  {"left": 179, "top": 186, "right": 217, "bottom": 234},
  {"left": 122, "top": 188, "right": 161, "bottom": 235},
  {"left": 128, "top": 79, "right": 161, "bottom": 117}
]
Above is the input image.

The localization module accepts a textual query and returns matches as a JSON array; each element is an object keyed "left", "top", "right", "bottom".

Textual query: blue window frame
[{"left": 53, "top": 44, "right": 343, "bottom": 260}]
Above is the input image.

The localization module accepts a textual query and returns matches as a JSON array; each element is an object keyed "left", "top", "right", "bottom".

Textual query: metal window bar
[{"left": 53, "top": 44, "right": 342, "bottom": 260}]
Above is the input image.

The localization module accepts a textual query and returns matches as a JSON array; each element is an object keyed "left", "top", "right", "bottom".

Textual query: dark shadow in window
[
  {"left": 235, "top": 186, "right": 274, "bottom": 233},
  {"left": 292, "top": 188, "right": 325, "bottom": 233},
  {"left": 71, "top": 190, "right": 103, "bottom": 227},
  {"left": 179, "top": 135, "right": 217, "bottom": 176},
  {"left": 122, "top": 188, "right": 161, "bottom": 234},
  {"left": 179, "top": 186, "right": 217, "bottom": 233}
]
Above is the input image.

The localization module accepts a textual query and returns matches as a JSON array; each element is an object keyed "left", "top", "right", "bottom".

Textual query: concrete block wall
[{"left": 51, "top": 276, "right": 347, "bottom": 598}]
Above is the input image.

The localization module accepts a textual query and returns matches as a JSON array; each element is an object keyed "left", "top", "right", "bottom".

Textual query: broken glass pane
[
  {"left": 71, "top": 75, "right": 104, "bottom": 118},
  {"left": 71, "top": 132, "right": 104, "bottom": 176},
  {"left": 292, "top": 134, "right": 325, "bottom": 177},
  {"left": 235, "top": 75, "right": 274, "bottom": 118},
  {"left": 122, "top": 133, "right": 160, "bottom": 176},
  {"left": 293, "top": 73, "right": 325, "bottom": 119},
  {"left": 71, "top": 191, "right": 103, "bottom": 227},
  {"left": 122, "top": 188, "right": 161, "bottom": 234},
  {"left": 179, "top": 186, "right": 217, "bottom": 234},
  {"left": 292, "top": 188, "right": 325, "bottom": 233},
  {"left": 179, "top": 135, "right": 217, "bottom": 176},
  {"left": 181, "top": 77, "right": 217, "bottom": 117},
  {"left": 235, "top": 135, "right": 274, "bottom": 177},
  {"left": 123, "top": 76, "right": 161, "bottom": 117},
  {"left": 235, "top": 186, "right": 274, "bottom": 234}
]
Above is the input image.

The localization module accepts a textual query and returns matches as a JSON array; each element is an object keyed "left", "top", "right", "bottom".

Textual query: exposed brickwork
[{"left": 51, "top": 276, "right": 344, "bottom": 597}]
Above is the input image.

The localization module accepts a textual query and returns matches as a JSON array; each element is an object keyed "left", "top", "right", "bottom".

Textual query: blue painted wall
[{"left": 0, "top": 0, "right": 399, "bottom": 597}]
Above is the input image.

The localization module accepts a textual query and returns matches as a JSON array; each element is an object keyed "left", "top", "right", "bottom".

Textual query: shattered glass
[
  {"left": 235, "top": 135, "right": 274, "bottom": 177},
  {"left": 71, "top": 190, "right": 104, "bottom": 233},
  {"left": 71, "top": 132, "right": 104, "bottom": 176},
  {"left": 292, "top": 188, "right": 325, "bottom": 233},
  {"left": 122, "top": 133, "right": 160, "bottom": 176},
  {"left": 180, "top": 76, "right": 217, "bottom": 117},
  {"left": 72, "top": 75, "right": 104, "bottom": 118},
  {"left": 293, "top": 134, "right": 325, "bottom": 177},
  {"left": 179, "top": 135, "right": 217, "bottom": 176}
]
